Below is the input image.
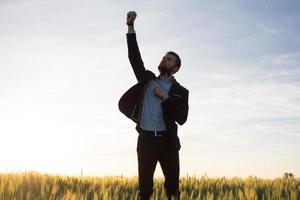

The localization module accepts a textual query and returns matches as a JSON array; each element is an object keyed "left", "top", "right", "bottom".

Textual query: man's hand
[
  {"left": 127, "top": 11, "right": 137, "bottom": 26},
  {"left": 154, "top": 87, "right": 169, "bottom": 101}
]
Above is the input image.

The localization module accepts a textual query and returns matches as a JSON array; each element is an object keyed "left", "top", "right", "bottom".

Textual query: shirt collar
[{"left": 157, "top": 74, "right": 178, "bottom": 84}]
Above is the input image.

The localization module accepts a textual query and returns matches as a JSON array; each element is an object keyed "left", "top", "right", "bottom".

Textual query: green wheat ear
[{"left": 0, "top": 171, "right": 299, "bottom": 200}]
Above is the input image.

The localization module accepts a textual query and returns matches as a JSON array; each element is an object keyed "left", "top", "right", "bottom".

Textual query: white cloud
[
  {"left": 262, "top": 51, "right": 300, "bottom": 67},
  {"left": 256, "top": 23, "right": 278, "bottom": 34}
]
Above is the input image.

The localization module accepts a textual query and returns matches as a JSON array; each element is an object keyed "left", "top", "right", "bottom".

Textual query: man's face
[{"left": 158, "top": 53, "right": 178, "bottom": 75}]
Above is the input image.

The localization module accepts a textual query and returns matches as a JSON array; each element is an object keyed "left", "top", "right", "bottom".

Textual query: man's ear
[{"left": 172, "top": 66, "right": 180, "bottom": 73}]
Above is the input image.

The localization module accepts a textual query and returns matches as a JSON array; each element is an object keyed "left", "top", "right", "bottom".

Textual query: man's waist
[{"left": 140, "top": 129, "right": 167, "bottom": 137}]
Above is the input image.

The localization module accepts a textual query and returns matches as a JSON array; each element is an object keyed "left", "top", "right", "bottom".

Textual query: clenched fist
[
  {"left": 127, "top": 11, "right": 137, "bottom": 26},
  {"left": 154, "top": 86, "right": 169, "bottom": 100}
]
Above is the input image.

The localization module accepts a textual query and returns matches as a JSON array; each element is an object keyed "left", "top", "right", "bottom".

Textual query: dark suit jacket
[{"left": 118, "top": 33, "right": 189, "bottom": 150}]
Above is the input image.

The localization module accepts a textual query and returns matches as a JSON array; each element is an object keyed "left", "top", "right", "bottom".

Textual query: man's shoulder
[
  {"left": 173, "top": 81, "right": 189, "bottom": 95},
  {"left": 141, "top": 70, "right": 156, "bottom": 80}
]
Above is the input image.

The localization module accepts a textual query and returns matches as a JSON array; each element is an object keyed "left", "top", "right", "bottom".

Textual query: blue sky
[{"left": 0, "top": 0, "right": 299, "bottom": 178}]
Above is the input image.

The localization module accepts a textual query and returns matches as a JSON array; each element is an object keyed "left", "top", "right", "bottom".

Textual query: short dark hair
[{"left": 167, "top": 51, "right": 181, "bottom": 68}]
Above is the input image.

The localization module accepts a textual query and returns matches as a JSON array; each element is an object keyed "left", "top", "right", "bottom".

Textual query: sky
[{"left": 0, "top": 0, "right": 299, "bottom": 178}]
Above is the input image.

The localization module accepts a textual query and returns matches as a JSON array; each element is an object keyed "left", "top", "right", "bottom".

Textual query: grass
[{"left": 0, "top": 172, "right": 299, "bottom": 199}]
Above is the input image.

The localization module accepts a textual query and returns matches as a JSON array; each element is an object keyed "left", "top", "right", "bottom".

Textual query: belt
[{"left": 140, "top": 130, "right": 166, "bottom": 137}]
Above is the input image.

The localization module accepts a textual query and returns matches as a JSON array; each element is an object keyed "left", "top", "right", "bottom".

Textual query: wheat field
[{"left": 0, "top": 172, "right": 299, "bottom": 200}]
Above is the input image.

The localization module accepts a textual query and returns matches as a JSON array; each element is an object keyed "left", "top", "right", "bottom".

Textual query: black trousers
[{"left": 137, "top": 133, "right": 180, "bottom": 200}]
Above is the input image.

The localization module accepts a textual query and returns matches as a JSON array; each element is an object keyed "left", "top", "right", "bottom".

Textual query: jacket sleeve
[
  {"left": 127, "top": 33, "right": 146, "bottom": 81},
  {"left": 162, "top": 89, "right": 189, "bottom": 125}
]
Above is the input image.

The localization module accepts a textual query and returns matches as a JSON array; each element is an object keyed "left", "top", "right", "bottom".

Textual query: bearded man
[{"left": 118, "top": 11, "right": 189, "bottom": 200}]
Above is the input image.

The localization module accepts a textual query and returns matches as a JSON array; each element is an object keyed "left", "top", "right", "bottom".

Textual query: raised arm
[{"left": 126, "top": 11, "right": 146, "bottom": 81}]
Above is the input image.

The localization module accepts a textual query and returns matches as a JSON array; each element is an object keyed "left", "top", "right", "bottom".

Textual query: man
[{"left": 118, "top": 11, "right": 189, "bottom": 200}]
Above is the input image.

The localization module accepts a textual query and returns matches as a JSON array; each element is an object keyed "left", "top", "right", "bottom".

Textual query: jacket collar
[{"left": 157, "top": 75, "right": 179, "bottom": 86}]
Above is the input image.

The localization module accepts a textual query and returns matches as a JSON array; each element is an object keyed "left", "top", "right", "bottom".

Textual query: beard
[{"left": 158, "top": 61, "right": 173, "bottom": 76}]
